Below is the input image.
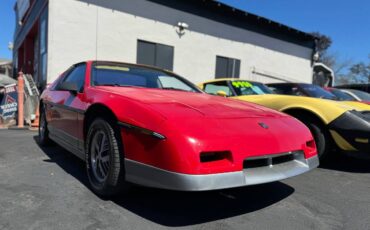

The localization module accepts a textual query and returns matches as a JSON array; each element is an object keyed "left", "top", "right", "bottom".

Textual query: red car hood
[{"left": 100, "top": 87, "right": 287, "bottom": 119}]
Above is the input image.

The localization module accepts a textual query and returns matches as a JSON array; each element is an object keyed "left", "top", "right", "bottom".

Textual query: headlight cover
[{"left": 350, "top": 110, "right": 370, "bottom": 122}]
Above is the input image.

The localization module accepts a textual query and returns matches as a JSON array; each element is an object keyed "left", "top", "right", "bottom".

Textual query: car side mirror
[
  {"left": 59, "top": 82, "right": 79, "bottom": 94},
  {"left": 216, "top": 90, "right": 227, "bottom": 97}
]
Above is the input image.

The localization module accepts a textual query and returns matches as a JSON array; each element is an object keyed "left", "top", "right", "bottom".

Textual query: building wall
[{"left": 47, "top": 0, "right": 314, "bottom": 84}]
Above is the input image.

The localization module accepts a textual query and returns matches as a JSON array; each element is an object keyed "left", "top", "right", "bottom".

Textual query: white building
[{"left": 13, "top": 0, "right": 317, "bottom": 89}]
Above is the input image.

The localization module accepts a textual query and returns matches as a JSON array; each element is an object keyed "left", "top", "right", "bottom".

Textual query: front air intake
[{"left": 243, "top": 151, "right": 302, "bottom": 169}]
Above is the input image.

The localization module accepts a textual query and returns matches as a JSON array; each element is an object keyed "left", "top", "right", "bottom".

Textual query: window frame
[
  {"left": 215, "top": 56, "right": 241, "bottom": 79},
  {"left": 137, "top": 40, "right": 174, "bottom": 71}
]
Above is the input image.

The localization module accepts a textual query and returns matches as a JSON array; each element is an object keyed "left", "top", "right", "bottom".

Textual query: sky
[
  {"left": 0, "top": 0, "right": 369, "bottom": 63},
  {"left": 218, "top": 0, "right": 370, "bottom": 64},
  {"left": 0, "top": 0, "right": 15, "bottom": 60}
]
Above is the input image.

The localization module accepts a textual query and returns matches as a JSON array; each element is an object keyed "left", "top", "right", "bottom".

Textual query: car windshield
[
  {"left": 329, "top": 88, "right": 356, "bottom": 101},
  {"left": 347, "top": 89, "right": 370, "bottom": 101},
  {"left": 230, "top": 81, "right": 272, "bottom": 96},
  {"left": 299, "top": 84, "right": 337, "bottom": 100},
  {"left": 91, "top": 63, "right": 201, "bottom": 93}
]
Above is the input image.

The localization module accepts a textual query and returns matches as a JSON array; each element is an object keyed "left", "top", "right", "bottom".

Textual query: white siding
[{"left": 47, "top": 0, "right": 313, "bottom": 84}]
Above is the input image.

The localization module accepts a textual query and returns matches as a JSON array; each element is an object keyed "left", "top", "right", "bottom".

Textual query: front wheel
[
  {"left": 301, "top": 119, "right": 332, "bottom": 160},
  {"left": 86, "top": 118, "right": 128, "bottom": 197}
]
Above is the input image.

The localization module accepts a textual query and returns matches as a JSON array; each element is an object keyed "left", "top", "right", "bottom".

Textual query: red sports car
[{"left": 39, "top": 61, "right": 318, "bottom": 196}]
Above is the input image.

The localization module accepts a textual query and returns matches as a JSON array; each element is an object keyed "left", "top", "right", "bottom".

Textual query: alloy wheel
[{"left": 90, "top": 131, "right": 111, "bottom": 183}]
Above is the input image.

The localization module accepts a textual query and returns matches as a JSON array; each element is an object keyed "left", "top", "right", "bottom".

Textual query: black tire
[
  {"left": 86, "top": 118, "right": 128, "bottom": 197},
  {"left": 297, "top": 116, "right": 332, "bottom": 160},
  {"left": 38, "top": 106, "right": 52, "bottom": 146}
]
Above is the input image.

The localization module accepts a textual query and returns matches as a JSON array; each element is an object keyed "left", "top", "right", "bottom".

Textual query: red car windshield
[{"left": 91, "top": 63, "right": 201, "bottom": 93}]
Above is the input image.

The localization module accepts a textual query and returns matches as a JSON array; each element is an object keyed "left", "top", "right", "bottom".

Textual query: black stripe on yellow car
[{"left": 328, "top": 111, "right": 370, "bottom": 153}]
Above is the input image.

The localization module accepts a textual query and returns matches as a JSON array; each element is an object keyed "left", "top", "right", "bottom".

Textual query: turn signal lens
[
  {"left": 305, "top": 139, "right": 317, "bottom": 158},
  {"left": 306, "top": 140, "right": 316, "bottom": 148},
  {"left": 200, "top": 151, "right": 232, "bottom": 163}
]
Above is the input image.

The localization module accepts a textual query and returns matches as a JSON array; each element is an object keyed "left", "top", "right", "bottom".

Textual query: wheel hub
[{"left": 91, "top": 131, "right": 110, "bottom": 183}]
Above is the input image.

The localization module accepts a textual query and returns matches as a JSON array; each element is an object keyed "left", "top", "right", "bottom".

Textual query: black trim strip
[
  {"left": 44, "top": 101, "right": 85, "bottom": 114},
  {"left": 48, "top": 125, "right": 85, "bottom": 160},
  {"left": 118, "top": 122, "right": 166, "bottom": 140}
]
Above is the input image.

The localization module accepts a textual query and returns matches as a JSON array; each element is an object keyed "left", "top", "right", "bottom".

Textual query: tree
[
  {"left": 311, "top": 32, "right": 369, "bottom": 85},
  {"left": 336, "top": 55, "right": 370, "bottom": 85},
  {"left": 311, "top": 32, "right": 352, "bottom": 76},
  {"left": 311, "top": 32, "right": 332, "bottom": 56},
  {"left": 348, "top": 56, "right": 370, "bottom": 83},
  {"left": 311, "top": 32, "right": 333, "bottom": 66}
]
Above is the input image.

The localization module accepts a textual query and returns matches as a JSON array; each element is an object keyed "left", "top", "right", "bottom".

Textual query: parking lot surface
[{"left": 0, "top": 130, "right": 369, "bottom": 230}]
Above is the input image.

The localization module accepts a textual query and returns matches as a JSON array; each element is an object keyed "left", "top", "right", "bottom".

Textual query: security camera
[
  {"left": 8, "top": 42, "right": 14, "bottom": 51},
  {"left": 313, "top": 52, "right": 320, "bottom": 62},
  {"left": 177, "top": 22, "right": 189, "bottom": 30}
]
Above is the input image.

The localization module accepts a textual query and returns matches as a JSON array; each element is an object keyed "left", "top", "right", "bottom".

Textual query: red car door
[{"left": 47, "top": 63, "right": 88, "bottom": 158}]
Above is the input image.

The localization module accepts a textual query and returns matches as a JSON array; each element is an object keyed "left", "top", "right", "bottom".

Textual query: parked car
[
  {"left": 336, "top": 89, "right": 370, "bottom": 105},
  {"left": 336, "top": 84, "right": 370, "bottom": 93},
  {"left": 268, "top": 83, "right": 338, "bottom": 100},
  {"left": 267, "top": 83, "right": 370, "bottom": 110},
  {"left": 39, "top": 61, "right": 318, "bottom": 196},
  {"left": 199, "top": 79, "right": 370, "bottom": 159},
  {"left": 323, "top": 87, "right": 357, "bottom": 102}
]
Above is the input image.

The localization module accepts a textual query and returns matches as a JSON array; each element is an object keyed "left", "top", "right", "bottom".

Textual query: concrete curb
[{"left": 0, "top": 126, "right": 37, "bottom": 131}]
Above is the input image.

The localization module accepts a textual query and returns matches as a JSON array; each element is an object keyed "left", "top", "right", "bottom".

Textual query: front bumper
[
  {"left": 328, "top": 111, "right": 370, "bottom": 153},
  {"left": 125, "top": 152, "right": 319, "bottom": 191}
]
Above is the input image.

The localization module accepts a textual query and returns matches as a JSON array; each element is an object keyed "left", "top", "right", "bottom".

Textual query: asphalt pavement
[{"left": 0, "top": 130, "right": 369, "bottom": 230}]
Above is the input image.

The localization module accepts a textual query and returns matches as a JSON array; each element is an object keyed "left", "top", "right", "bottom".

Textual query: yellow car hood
[{"left": 233, "top": 94, "right": 369, "bottom": 124}]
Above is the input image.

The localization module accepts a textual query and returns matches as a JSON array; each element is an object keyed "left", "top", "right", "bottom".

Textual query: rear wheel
[
  {"left": 86, "top": 118, "right": 128, "bottom": 197},
  {"left": 38, "top": 107, "right": 52, "bottom": 146}
]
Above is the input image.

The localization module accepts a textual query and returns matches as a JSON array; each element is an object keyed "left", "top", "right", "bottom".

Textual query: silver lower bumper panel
[{"left": 125, "top": 154, "right": 319, "bottom": 191}]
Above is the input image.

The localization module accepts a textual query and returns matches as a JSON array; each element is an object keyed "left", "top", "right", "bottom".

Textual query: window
[
  {"left": 204, "top": 81, "right": 233, "bottom": 96},
  {"left": 59, "top": 64, "right": 86, "bottom": 92},
  {"left": 330, "top": 89, "right": 356, "bottom": 101},
  {"left": 299, "top": 84, "right": 337, "bottom": 100},
  {"left": 230, "top": 81, "right": 272, "bottom": 96},
  {"left": 215, "top": 56, "right": 240, "bottom": 78},
  {"left": 137, "top": 40, "right": 174, "bottom": 70},
  {"left": 347, "top": 89, "right": 370, "bottom": 101},
  {"left": 268, "top": 84, "right": 303, "bottom": 96},
  {"left": 158, "top": 76, "right": 195, "bottom": 92}
]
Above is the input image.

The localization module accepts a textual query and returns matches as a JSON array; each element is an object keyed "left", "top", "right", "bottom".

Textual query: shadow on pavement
[
  {"left": 112, "top": 182, "right": 294, "bottom": 227},
  {"left": 34, "top": 135, "right": 295, "bottom": 227},
  {"left": 320, "top": 152, "right": 370, "bottom": 173},
  {"left": 33, "top": 136, "right": 90, "bottom": 187}
]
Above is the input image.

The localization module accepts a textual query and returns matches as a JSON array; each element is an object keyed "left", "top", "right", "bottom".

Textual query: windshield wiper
[
  {"left": 98, "top": 83, "right": 121, "bottom": 87},
  {"left": 97, "top": 84, "right": 145, "bottom": 88},
  {"left": 162, "top": 87, "right": 190, "bottom": 92}
]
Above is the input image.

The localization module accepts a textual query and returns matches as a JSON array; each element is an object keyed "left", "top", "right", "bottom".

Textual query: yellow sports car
[{"left": 199, "top": 79, "right": 370, "bottom": 159}]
